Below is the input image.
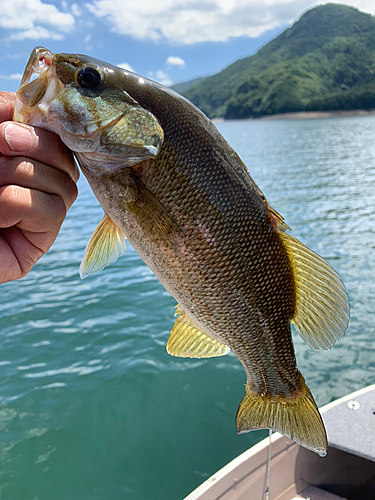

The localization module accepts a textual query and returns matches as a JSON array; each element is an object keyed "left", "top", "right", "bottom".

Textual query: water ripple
[{"left": 1, "top": 116, "right": 375, "bottom": 499}]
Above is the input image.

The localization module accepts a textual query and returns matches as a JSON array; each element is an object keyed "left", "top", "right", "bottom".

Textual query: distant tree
[{"left": 179, "top": 4, "right": 375, "bottom": 119}]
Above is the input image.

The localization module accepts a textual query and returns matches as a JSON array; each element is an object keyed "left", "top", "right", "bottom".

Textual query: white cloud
[
  {"left": 148, "top": 70, "right": 172, "bottom": 87},
  {"left": 117, "top": 62, "right": 135, "bottom": 72},
  {"left": 1, "top": 0, "right": 75, "bottom": 41},
  {"left": 86, "top": 0, "right": 375, "bottom": 44},
  {"left": 166, "top": 56, "right": 186, "bottom": 68},
  {"left": 9, "top": 27, "right": 64, "bottom": 41},
  {"left": 71, "top": 3, "right": 82, "bottom": 16},
  {"left": 0, "top": 73, "right": 23, "bottom": 80},
  {"left": 329, "top": 0, "right": 375, "bottom": 12}
]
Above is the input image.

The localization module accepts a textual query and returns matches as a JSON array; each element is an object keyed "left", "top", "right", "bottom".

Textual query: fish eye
[{"left": 76, "top": 67, "right": 102, "bottom": 89}]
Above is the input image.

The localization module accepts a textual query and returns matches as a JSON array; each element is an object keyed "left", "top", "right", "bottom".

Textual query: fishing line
[{"left": 264, "top": 429, "right": 272, "bottom": 500}]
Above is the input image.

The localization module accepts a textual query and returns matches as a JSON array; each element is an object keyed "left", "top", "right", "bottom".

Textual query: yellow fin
[
  {"left": 236, "top": 373, "right": 327, "bottom": 456},
  {"left": 268, "top": 205, "right": 290, "bottom": 232},
  {"left": 118, "top": 173, "right": 184, "bottom": 243},
  {"left": 79, "top": 214, "right": 126, "bottom": 279},
  {"left": 166, "top": 305, "right": 229, "bottom": 358},
  {"left": 279, "top": 232, "right": 349, "bottom": 350}
]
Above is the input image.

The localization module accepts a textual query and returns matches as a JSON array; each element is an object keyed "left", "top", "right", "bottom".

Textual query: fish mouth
[
  {"left": 14, "top": 47, "right": 165, "bottom": 174},
  {"left": 14, "top": 47, "right": 65, "bottom": 126},
  {"left": 19, "top": 46, "right": 54, "bottom": 88}
]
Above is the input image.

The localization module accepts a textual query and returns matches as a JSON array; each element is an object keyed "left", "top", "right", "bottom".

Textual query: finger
[
  {"left": 0, "top": 185, "right": 66, "bottom": 240},
  {"left": 0, "top": 227, "right": 45, "bottom": 282},
  {"left": 0, "top": 156, "right": 78, "bottom": 211},
  {"left": 0, "top": 121, "right": 79, "bottom": 183},
  {"left": 0, "top": 92, "right": 16, "bottom": 123}
]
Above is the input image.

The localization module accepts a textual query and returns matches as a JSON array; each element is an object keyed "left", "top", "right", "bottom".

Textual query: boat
[{"left": 184, "top": 385, "right": 375, "bottom": 500}]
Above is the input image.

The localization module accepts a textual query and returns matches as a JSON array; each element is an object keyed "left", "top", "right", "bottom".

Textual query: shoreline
[{"left": 211, "top": 109, "right": 375, "bottom": 122}]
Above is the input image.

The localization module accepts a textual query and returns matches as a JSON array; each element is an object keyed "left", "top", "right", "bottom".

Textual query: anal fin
[
  {"left": 166, "top": 305, "right": 229, "bottom": 358},
  {"left": 79, "top": 214, "right": 126, "bottom": 278}
]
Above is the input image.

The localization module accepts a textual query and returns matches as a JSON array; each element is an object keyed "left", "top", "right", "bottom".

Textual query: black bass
[{"left": 15, "top": 47, "right": 349, "bottom": 456}]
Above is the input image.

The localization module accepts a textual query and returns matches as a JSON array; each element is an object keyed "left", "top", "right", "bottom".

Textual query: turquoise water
[{"left": 1, "top": 116, "right": 375, "bottom": 499}]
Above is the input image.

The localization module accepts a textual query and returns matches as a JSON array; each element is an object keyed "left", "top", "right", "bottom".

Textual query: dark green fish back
[
  {"left": 15, "top": 50, "right": 349, "bottom": 456},
  {"left": 108, "top": 81, "right": 300, "bottom": 398}
]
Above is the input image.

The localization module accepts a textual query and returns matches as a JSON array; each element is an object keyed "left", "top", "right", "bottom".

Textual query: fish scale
[
  {"left": 92, "top": 135, "right": 323, "bottom": 440},
  {"left": 14, "top": 47, "right": 350, "bottom": 457},
  {"left": 134, "top": 141, "right": 298, "bottom": 393}
]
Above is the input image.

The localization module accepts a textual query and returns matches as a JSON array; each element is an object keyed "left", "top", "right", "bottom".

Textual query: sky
[{"left": 1, "top": 0, "right": 374, "bottom": 92}]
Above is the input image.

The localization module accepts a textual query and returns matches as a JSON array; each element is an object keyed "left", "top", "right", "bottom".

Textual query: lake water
[{"left": 1, "top": 115, "right": 375, "bottom": 500}]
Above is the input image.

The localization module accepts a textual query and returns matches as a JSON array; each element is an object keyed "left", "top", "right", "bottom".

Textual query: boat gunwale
[{"left": 184, "top": 384, "right": 375, "bottom": 500}]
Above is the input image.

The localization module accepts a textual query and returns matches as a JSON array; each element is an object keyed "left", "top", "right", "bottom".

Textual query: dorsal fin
[
  {"left": 279, "top": 232, "right": 349, "bottom": 350},
  {"left": 233, "top": 149, "right": 290, "bottom": 231},
  {"left": 268, "top": 205, "right": 290, "bottom": 232},
  {"left": 79, "top": 214, "right": 126, "bottom": 278},
  {"left": 166, "top": 305, "right": 229, "bottom": 358}
]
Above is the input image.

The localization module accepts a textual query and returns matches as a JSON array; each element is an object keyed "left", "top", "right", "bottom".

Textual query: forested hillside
[{"left": 176, "top": 4, "right": 375, "bottom": 118}]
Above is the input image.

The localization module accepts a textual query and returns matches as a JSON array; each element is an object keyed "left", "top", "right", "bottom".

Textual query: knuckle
[
  {"left": 0, "top": 185, "right": 25, "bottom": 227},
  {"left": 0, "top": 156, "right": 37, "bottom": 180},
  {"left": 50, "top": 194, "right": 68, "bottom": 223},
  {"left": 0, "top": 184, "right": 22, "bottom": 204},
  {"left": 66, "top": 178, "right": 79, "bottom": 208},
  {"left": 18, "top": 159, "right": 36, "bottom": 177}
]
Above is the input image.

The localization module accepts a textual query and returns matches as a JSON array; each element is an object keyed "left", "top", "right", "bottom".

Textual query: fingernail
[{"left": 4, "top": 123, "right": 36, "bottom": 152}]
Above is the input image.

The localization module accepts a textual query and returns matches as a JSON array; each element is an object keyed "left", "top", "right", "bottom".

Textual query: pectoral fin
[
  {"left": 279, "top": 232, "right": 349, "bottom": 349},
  {"left": 79, "top": 214, "right": 126, "bottom": 278},
  {"left": 167, "top": 305, "right": 229, "bottom": 358},
  {"left": 123, "top": 174, "right": 184, "bottom": 243}
]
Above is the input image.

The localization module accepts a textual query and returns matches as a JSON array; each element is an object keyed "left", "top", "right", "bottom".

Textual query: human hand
[{"left": 0, "top": 91, "right": 78, "bottom": 284}]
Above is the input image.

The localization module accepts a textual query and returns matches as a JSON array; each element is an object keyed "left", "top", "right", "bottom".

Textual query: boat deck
[
  {"left": 184, "top": 385, "right": 375, "bottom": 500},
  {"left": 293, "top": 485, "right": 346, "bottom": 499}
]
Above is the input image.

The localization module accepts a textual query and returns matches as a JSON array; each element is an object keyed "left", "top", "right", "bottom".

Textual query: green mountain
[
  {"left": 180, "top": 4, "right": 375, "bottom": 119},
  {"left": 171, "top": 77, "right": 206, "bottom": 93}
]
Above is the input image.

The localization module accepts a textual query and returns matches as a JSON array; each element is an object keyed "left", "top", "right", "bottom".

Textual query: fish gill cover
[{"left": 14, "top": 46, "right": 349, "bottom": 457}]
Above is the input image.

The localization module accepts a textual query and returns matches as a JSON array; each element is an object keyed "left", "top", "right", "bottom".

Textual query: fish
[{"left": 14, "top": 47, "right": 350, "bottom": 456}]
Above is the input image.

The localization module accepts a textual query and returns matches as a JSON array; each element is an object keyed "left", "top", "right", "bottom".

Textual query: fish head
[{"left": 15, "top": 47, "right": 164, "bottom": 174}]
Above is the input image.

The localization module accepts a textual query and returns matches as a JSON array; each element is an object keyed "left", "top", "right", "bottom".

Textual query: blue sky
[{"left": 1, "top": 0, "right": 374, "bottom": 92}]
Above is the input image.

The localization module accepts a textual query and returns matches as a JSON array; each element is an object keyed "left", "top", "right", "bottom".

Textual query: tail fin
[{"left": 236, "top": 373, "right": 327, "bottom": 456}]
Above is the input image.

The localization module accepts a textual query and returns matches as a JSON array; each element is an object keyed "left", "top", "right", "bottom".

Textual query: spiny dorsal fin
[
  {"left": 268, "top": 205, "right": 290, "bottom": 232},
  {"left": 279, "top": 232, "right": 349, "bottom": 350},
  {"left": 79, "top": 214, "right": 126, "bottom": 279},
  {"left": 233, "top": 149, "right": 290, "bottom": 231},
  {"left": 166, "top": 305, "right": 229, "bottom": 358}
]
